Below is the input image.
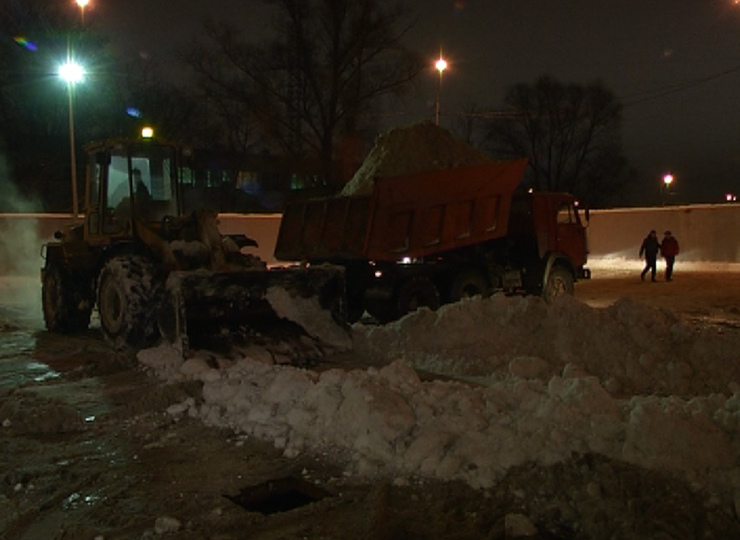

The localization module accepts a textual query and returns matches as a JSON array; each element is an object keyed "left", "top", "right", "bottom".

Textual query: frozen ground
[{"left": 3, "top": 261, "right": 740, "bottom": 539}]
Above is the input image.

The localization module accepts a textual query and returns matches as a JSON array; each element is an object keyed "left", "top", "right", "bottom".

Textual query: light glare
[{"left": 59, "top": 62, "right": 84, "bottom": 83}]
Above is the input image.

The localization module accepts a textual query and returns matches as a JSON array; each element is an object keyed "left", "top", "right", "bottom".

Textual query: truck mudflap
[{"left": 157, "top": 265, "right": 351, "bottom": 357}]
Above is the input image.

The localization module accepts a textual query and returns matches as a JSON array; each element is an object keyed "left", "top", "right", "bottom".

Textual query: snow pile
[
  {"left": 353, "top": 294, "right": 740, "bottom": 397},
  {"left": 141, "top": 294, "right": 740, "bottom": 507},
  {"left": 340, "top": 121, "right": 491, "bottom": 196}
]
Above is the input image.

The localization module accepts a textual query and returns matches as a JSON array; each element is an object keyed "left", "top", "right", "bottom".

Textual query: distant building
[{"left": 179, "top": 148, "right": 359, "bottom": 214}]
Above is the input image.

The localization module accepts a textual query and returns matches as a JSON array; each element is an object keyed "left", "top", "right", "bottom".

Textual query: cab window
[{"left": 557, "top": 203, "right": 576, "bottom": 224}]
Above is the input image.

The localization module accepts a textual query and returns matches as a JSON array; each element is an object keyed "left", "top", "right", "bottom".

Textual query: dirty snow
[
  {"left": 265, "top": 286, "right": 353, "bottom": 352},
  {"left": 139, "top": 292, "right": 740, "bottom": 513},
  {"left": 339, "top": 121, "right": 491, "bottom": 196}
]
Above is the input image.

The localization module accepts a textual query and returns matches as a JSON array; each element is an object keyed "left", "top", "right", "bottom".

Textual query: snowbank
[{"left": 140, "top": 294, "right": 740, "bottom": 508}]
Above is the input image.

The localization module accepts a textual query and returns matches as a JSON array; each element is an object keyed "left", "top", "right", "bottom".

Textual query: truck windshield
[{"left": 556, "top": 203, "right": 578, "bottom": 225}]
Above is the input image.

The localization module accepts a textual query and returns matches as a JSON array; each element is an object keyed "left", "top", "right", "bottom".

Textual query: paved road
[{"left": 576, "top": 267, "right": 740, "bottom": 329}]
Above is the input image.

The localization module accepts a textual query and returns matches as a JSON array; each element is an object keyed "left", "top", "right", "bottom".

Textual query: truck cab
[{"left": 508, "top": 192, "right": 590, "bottom": 301}]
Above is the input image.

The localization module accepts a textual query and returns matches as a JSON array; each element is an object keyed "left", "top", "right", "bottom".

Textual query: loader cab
[{"left": 84, "top": 139, "right": 182, "bottom": 241}]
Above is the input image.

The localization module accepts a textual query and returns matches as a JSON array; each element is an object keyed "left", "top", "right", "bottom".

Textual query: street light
[
  {"left": 59, "top": 60, "right": 85, "bottom": 219},
  {"left": 434, "top": 57, "right": 447, "bottom": 125},
  {"left": 76, "top": 0, "right": 89, "bottom": 24},
  {"left": 661, "top": 173, "right": 674, "bottom": 205}
]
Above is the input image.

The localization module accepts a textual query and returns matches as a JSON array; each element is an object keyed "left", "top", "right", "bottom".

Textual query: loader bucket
[{"left": 157, "top": 264, "right": 350, "bottom": 357}]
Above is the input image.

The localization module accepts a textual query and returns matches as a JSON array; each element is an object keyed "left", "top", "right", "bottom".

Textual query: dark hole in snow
[{"left": 225, "top": 476, "right": 331, "bottom": 515}]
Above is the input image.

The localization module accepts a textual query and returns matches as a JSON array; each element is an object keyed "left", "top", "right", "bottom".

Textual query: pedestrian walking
[
  {"left": 661, "top": 230, "right": 680, "bottom": 281},
  {"left": 639, "top": 229, "right": 661, "bottom": 282}
]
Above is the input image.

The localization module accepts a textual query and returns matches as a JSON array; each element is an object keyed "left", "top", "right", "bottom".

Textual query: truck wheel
[
  {"left": 97, "top": 256, "right": 159, "bottom": 349},
  {"left": 542, "top": 266, "right": 574, "bottom": 303},
  {"left": 346, "top": 295, "right": 365, "bottom": 324},
  {"left": 396, "top": 277, "right": 440, "bottom": 319},
  {"left": 450, "top": 269, "right": 490, "bottom": 302},
  {"left": 42, "top": 263, "right": 92, "bottom": 333}
]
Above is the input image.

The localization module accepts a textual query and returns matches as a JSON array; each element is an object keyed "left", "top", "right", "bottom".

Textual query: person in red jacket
[{"left": 660, "top": 230, "right": 680, "bottom": 281}]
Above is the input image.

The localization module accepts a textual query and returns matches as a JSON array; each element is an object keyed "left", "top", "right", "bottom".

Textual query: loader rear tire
[
  {"left": 42, "top": 262, "right": 92, "bottom": 333},
  {"left": 98, "top": 255, "right": 160, "bottom": 349},
  {"left": 396, "top": 277, "right": 440, "bottom": 319}
]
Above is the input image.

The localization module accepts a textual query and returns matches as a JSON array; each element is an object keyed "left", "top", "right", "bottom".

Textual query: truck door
[{"left": 553, "top": 198, "right": 587, "bottom": 268}]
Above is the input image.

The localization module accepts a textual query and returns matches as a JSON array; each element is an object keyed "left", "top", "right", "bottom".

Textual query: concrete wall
[
  {"left": 0, "top": 214, "right": 79, "bottom": 276},
  {"left": 0, "top": 213, "right": 285, "bottom": 276},
  {"left": 215, "top": 213, "right": 282, "bottom": 265},
  {"left": 2, "top": 204, "right": 739, "bottom": 276},
  {"left": 588, "top": 204, "right": 740, "bottom": 263}
]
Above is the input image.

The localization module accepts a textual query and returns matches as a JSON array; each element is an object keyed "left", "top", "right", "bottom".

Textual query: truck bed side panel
[
  {"left": 275, "top": 159, "right": 527, "bottom": 262},
  {"left": 274, "top": 196, "right": 373, "bottom": 260},
  {"left": 366, "top": 159, "right": 527, "bottom": 260}
]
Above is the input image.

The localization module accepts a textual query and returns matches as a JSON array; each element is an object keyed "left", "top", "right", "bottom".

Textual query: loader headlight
[{"left": 374, "top": 270, "right": 383, "bottom": 278}]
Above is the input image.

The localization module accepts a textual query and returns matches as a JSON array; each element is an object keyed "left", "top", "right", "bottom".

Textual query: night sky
[{"left": 94, "top": 0, "right": 740, "bottom": 204}]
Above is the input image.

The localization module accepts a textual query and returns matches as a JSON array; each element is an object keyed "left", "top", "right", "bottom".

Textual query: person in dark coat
[
  {"left": 661, "top": 230, "right": 680, "bottom": 281},
  {"left": 639, "top": 229, "right": 661, "bottom": 282}
]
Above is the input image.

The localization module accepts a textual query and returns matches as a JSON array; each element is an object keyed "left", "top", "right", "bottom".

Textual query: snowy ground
[{"left": 3, "top": 261, "right": 740, "bottom": 539}]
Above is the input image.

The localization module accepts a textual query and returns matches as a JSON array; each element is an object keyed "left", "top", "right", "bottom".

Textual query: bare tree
[
  {"left": 483, "top": 76, "right": 635, "bottom": 207},
  {"left": 183, "top": 0, "right": 422, "bottom": 188}
]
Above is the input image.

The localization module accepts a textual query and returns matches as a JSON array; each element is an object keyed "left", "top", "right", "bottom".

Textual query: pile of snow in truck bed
[
  {"left": 340, "top": 121, "right": 491, "bottom": 196},
  {"left": 140, "top": 293, "right": 740, "bottom": 511}
]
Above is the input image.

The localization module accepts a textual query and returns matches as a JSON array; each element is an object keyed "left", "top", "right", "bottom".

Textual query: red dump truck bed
[{"left": 275, "top": 159, "right": 528, "bottom": 262}]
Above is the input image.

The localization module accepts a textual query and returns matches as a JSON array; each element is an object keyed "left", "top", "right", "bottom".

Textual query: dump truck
[
  {"left": 274, "top": 159, "right": 590, "bottom": 323},
  {"left": 41, "top": 136, "right": 348, "bottom": 355}
]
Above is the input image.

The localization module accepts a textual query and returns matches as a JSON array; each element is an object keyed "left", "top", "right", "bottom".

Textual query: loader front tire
[
  {"left": 98, "top": 256, "right": 159, "bottom": 349},
  {"left": 42, "top": 262, "right": 92, "bottom": 333}
]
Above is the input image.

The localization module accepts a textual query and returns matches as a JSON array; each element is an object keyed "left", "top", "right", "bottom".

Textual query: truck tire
[
  {"left": 450, "top": 269, "right": 490, "bottom": 302},
  {"left": 396, "top": 277, "right": 440, "bottom": 319},
  {"left": 42, "top": 263, "right": 92, "bottom": 333},
  {"left": 97, "top": 255, "right": 160, "bottom": 349},
  {"left": 542, "top": 265, "right": 574, "bottom": 303},
  {"left": 346, "top": 295, "right": 365, "bottom": 324}
]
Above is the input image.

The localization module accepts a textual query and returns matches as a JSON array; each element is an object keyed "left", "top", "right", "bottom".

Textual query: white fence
[
  {"left": 2, "top": 204, "right": 739, "bottom": 275},
  {"left": 588, "top": 204, "right": 740, "bottom": 263}
]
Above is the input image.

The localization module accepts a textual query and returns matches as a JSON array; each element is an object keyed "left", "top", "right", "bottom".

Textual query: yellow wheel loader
[{"left": 41, "top": 137, "right": 348, "bottom": 357}]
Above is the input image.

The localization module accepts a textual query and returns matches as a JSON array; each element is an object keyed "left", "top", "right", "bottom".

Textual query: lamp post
[
  {"left": 59, "top": 60, "right": 84, "bottom": 219},
  {"left": 434, "top": 57, "right": 447, "bottom": 125}
]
